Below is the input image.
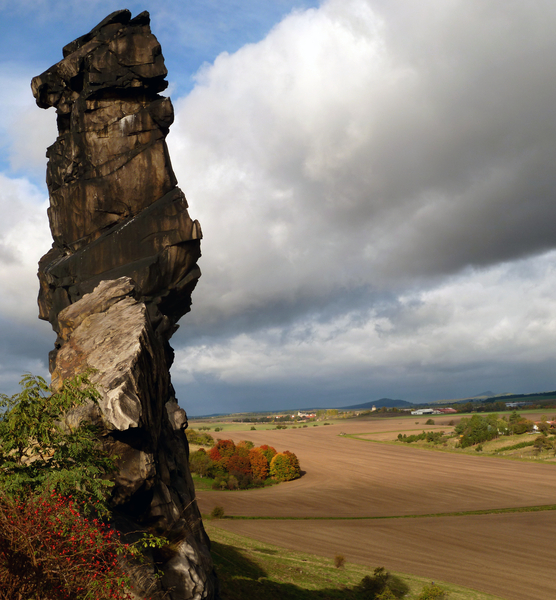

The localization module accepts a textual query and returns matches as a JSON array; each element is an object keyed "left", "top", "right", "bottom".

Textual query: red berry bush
[{"left": 0, "top": 491, "right": 130, "bottom": 600}]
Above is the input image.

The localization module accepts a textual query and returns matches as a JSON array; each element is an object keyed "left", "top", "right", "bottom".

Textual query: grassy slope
[
  {"left": 347, "top": 430, "right": 556, "bottom": 462},
  {"left": 205, "top": 522, "right": 505, "bottom": 600}
]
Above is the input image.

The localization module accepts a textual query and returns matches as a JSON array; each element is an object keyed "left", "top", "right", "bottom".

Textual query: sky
[{"left": 1, "top": 1, "right": 556, "bottom": 416}]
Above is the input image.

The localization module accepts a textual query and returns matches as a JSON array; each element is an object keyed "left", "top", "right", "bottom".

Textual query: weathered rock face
[{"left": 32, "top": 10, "right": 218, "bottom": 600}]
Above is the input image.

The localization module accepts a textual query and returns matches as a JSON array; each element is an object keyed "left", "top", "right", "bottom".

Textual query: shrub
[
  {"left": 357, "top": 567, "right": 409, "bottom": 599},
  {"left": 210, "top": 506, "right": 225, "bottom": 519},
  {"left": 425, "top": 418, "right": 435, "bottom": 425},
  {"left": 0, "top": 490, "right": 130, "bottom": 600},
  {"left": 533, "top": 435, "right": 555, "bottom": 454},
  {"left": 250, "top": 426, "right": 256, "bottom": 430},
  {"left": 185, "top": 429, "right": 215, "bottom": 446},
  {"left": 270, "top": 451, "right": 301, "bottom": 482},
  {"left": 334, "top": 554, "right": 345, "bottom": 568},
  {"left": 359, "top": 567, "right": 389, "bottom": 597},
  {"left": 418, "top": 583, "right": 449, "bottom": 599}
]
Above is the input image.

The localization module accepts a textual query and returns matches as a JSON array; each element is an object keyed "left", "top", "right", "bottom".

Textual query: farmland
[{"left": 193, "top": 416, "right": 556, "bottom": 600}]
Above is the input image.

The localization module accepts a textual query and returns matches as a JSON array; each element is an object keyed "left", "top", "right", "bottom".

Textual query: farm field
[{"left": 194, "top": 417, "right": 556, "bottom": 600}]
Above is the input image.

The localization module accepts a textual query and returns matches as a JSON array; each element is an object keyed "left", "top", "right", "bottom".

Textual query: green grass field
[{"left": 205, "top": 522, "right": 506, "bottom": 600}]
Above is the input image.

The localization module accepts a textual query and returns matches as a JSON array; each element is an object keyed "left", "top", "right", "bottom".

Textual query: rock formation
[{"left": 32, "top": 10, "right": 218, "bottom": 599}]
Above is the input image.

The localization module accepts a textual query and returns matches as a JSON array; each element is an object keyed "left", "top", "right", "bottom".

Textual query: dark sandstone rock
[{"left": 32, "top": 11, "right": 218, "bottom": 600}]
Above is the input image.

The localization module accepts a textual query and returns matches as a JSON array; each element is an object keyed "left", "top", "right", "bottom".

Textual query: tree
[
  {"left": 258, "top": 444, "right": 277, "bottom": 463},
  {"left": 454, "top": 413, "right": 501, "bottom": 448},
  {"left": 270, "top": 451, "right": 301, "bottom": 482},
  {"left": 226, "top": 453, "right": 252, "bottom": 476},
  {"left": 249, "top": 447, "right": 270, "bottom": 480},
  {"left": 0, "top": 372, "right": 115, "bottom": 511},
  {"left": 208, "top": 439, "right": 236, "bottom": 464}
]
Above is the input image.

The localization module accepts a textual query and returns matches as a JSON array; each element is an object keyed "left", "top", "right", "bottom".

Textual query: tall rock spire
[{"left": 32, "top": 10, "right": 218, "bottom": 599}]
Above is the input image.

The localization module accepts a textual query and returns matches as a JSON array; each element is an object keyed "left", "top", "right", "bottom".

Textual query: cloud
[
  {"left": 173, "top": 251, "right": 556, "bottom": 409},
  {"left": 0, "top": 64, "right": 57, "bottom": 179},
  {"left": 165, "top": 0, "right": 556, "bottom": 409},
  {"left": 169, "top": 0, "right": 556, "bottom": 334},
  {"left": 0, "top": 174, "right": 52, "bottom": 324},
  {"left": 2, "top": 0, "right": 556, "bottom": 411}
]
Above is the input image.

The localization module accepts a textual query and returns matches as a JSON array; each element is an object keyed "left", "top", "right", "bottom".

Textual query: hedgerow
[{"left": 397, "top": 431, "right": 446, "bottom": 445}]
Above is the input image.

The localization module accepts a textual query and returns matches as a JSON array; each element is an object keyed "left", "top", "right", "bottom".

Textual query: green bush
[
  {"left": 357, "top": 567, "right": 409, "bottom": 599},
  {"left": 398, "top": 431, "right": 446, "bottom": 445},
  {"left": 185, "top": 429, "right": 215, "bottom": 446},
  {"left": 334, "top": 554, "right": 345, "bottom": 568},
  {"left": 425, "top": 418, "right": 435, "bottom": 425},
  {"left": 210, "top": 506, "right": 225, "bottom": 519},
  {"left": 418, "top": 583, "right": 449, "bottom": 599}
]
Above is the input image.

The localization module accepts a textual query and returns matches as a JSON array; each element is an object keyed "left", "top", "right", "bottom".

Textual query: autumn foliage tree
[
  {"left": 190, "top": 439, "right": 301, "bottom": 488},
  {"left": 258, "top": 444, "right": 277, "bottom": 463},
  {"left": 249, "top": 448, "right": 270, "bottom": 480},
  {"left": 226, "top": 453, "right": 252, "bottom": 476},
  {"left": 208, "top": 439, "right": 236, "bottom": 462},
  {"left": 269, "top": 450, "right": 301, "bottom": 482}
]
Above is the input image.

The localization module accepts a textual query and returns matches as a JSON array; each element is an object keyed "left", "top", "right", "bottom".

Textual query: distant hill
[
  {"left": 340, "top": 398, "right": 414, "bottom": 410},
  {"left": 471, "top": 391, "right": 496, "bottom": 398}
]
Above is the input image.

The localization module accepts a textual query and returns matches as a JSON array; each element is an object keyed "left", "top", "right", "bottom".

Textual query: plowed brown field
[{"left": 195, "top": 418, "right": 556, "bottom": 600}]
